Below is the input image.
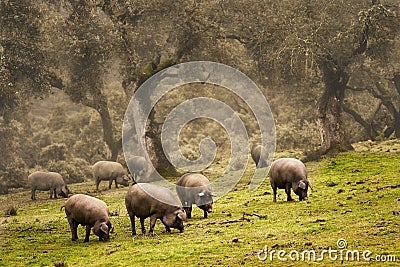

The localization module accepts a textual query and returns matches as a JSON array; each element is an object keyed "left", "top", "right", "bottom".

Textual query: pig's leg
[
  {"left": 285, "top": 184, "right": 293, "bottom": 201},
  {"left": 31, "top": 189, "right": 36, "bottom": 200},
  {"left": 95, "top": 179, "right": 100, "bottom": 191},
  {"left": 165, "top": 226, "right": 171, "bottom": 233},
  {"left": 164, "top": 224, "right": 171, "bottom": 233},
  {"left": 128, "top": 213, "right": 136, "bottom": 236},
  {"left": 271, "top": 183, "right": 277, "bottom": 202},
  {"left": 69, "top": 220, "right": 79, "bottom": 241},
  {"left": 148, "top": 215, "right": 157, "bottom": 236},
  {"left": 184, "top": 205, "right": 192, "bottom": 219},
  {"left": 84, "top": 225, "right": 91, "bottom": 242},
  {"left": 160, "top": 219, "right": 171, "bottom": 233},
  {"left": 140, "top": 217, "right": 146, "bottom": 234},
  {"left": 108, "top": 179, "right": 113, "bottom": 189}
]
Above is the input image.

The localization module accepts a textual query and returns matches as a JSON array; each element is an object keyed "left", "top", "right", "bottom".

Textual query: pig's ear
[
  {"left": 177, "top": 210, "right": 187, "bottom": 221},
  {"left": 61, "top": 187, "right": 69, "bottom": 197},
  {"left": 298, "top": 181, "right": 306, "bottom": 190},
  {"left": 100, "top": 222, "right": 109, "bottom": 233}
]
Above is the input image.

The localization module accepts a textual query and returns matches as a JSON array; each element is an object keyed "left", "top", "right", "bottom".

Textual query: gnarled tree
[{"left": 61, "top": 1, "right": 122, "bottom": 161}]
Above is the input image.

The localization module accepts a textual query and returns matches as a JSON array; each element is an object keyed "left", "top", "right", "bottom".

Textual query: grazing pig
[
  {"left": 127, "top": 156, "right": 151, "bottom": 182},
  {"left": 176, "top": 173, "right": 214, "bottom": 219},
  {"left": 28, "top": 171, "right": 69, "bottom": 200},
  {"left": 125, "top": 183, "right": 187, "bottom": 236},
  {"left": 268, "top": 158, "right": 312, "bottom": 202},
  {"left": 92, "top": 161, "right": 130, "bottom": 190},
  {"left": 64, "top": 194, "right": 113, "bottom": 242},
  {"left": 251, "top": 145, "right": 268, "bottom": 168}
]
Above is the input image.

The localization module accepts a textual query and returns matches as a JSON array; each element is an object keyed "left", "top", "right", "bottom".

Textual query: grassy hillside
[{"left": 0, "top": 141, "right": 399, "bottom": 266}]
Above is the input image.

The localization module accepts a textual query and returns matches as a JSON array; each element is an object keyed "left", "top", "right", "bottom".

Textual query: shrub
[
  {"left": 39, "top": 143, "right": 66, "bottom": 164},
  {"left": 46, "top": 158, "right": 91, "bottom": 184}
]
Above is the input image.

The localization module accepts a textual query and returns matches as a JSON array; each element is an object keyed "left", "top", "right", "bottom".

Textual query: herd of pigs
[{"left": 26, "top": 145, "right": 312, "bottom": 242}]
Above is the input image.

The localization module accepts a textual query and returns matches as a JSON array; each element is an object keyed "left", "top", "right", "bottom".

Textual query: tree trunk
[
  {"left": 132, "top": 60, "right": 179, "bottom": 176},
  {"left": 316, "top": 56, "right": 353, "bottom": 155},
  {"left": 96, "top": 99, "right": 121, "bottom": 162},
  {"left": 144, "top": 109, "right": 179, "bottom": 176},
  {"left": 102, "top": 2, "right": 178, "bottom": 173},
  {"left": 392, "top": 73, "right": 400, "bottom": 138}
]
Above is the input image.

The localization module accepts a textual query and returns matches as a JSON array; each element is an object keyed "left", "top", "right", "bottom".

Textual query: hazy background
[{"left": 1, "top": 0, "right": 399, "bottom": 191}]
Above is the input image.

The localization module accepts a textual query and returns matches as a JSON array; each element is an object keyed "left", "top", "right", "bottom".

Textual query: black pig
[
  {"left": 125, "top": 183, "right": 187, "bottom": 236},
  {"left": 64, "top": 194, "right": 113, "bottom": 242},
  {"left": 269, "top": 158, "right": 312, "bottom": 202},
  {"left": 176, "top": 173, "right": 214, "bottom": 219}
]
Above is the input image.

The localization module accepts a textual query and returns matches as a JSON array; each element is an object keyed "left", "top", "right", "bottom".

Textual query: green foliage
[
  {"left": 45, "top": 159, "right": 89, "bottom": 184},
  {"left": 0, "top": 157, "right": 27, "bottom": 189},
  {"left": 137, "top": 59, "right": 176, "bottom": 87},
  {"left": 0, "top": 117, "right": 33, "bottom": 188},
  {"left": 0, "top": 144, "right": 399, "bottom": 266},
  {"left": 1, "top": 1, "right": 400, "bottom": 189},
  {"left": 0, "top": 0, "right": 52, "bottom": 117},
  {"left": 39, "top": 143, "right": 66, "bottom": 164}
]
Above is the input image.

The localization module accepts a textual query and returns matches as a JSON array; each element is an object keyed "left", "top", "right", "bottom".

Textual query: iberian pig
[
  {"left": 64, "top": 194, "right": 113, "bottom": 242},
  {"left": 125, "top": 183, "right": 187, "bottom": 236},
  {"left": 28, "top": 171, "right": 69, "bottom": 200},
  {"left": 127, "top": 156, "right": 151, "bottom": 182},
  {"left": 251, "top": 145, "right": 268, "bottom": 168},
  {"left": 176, "top": 173, "right": 214, "bottom": 219},
  {"left": 92, "top": 161, "right": 130, "bottom": 190},
  {"left": 268, "top": 158, "right": 312, "bottom": 202}
]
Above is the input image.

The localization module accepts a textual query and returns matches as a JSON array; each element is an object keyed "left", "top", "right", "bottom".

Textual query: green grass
[{"left": 1, "top": 142, "right": 399, "bottom": 266}]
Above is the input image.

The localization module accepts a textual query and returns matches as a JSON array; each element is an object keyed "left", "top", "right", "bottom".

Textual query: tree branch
[
  {"left": 370, "top": 83, "right": 397, "bottom": 115},
  {"left": 393, "top": 72, "right": 400, "bottom": 96},
  {"left": 224, "top": 34, "right": 248, "bottom": 44},
  {"left": 345, "top": 86, "right": 367, "bottom": 92},
  {"left": 343, "top": 104, "right": 377, "bottom": 139}
]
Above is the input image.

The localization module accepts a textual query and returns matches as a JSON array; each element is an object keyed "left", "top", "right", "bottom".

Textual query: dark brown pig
[
  {"left": 176, "top": 173, "right": 214, "bottom": 219},
  {"left": 127, "top": 156, "right": 151, "bottom": 182},
  {"left": 64, "top": 194, "right": 113, "bottom": 242},
  {"left": 251, "top": 145, "right": 268, "bottom": 168},
  {"left": 268, "top": 158, "right": 312, "bottom": 202},
  {"left": 92, "top": 161, "right": 130, "bottom": 190},
  {"left": 28, "top": 171, "right": 69, "bottom": 200},
  {"left": 125, "top": 183, "right": 187, "bottom": 236}
]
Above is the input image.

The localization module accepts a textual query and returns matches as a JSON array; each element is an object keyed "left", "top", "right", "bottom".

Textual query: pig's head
[
  {"left": 57, "top": 185, "right": 69, "bottom": 198},
  {"left": 292, "top": 180, "right": 309, "bottom": 201},
  {"left": 163, "top": 209, "right": 187, "bottom": 233},
  {"left": 92, "top": 221, "right": 112, "bottom": 241},
  {"left": 196, "top": 191, "right": 214, "bottom": 214},
  {"left": 116, "top": 175, "right": 130, "bottom": 187}
]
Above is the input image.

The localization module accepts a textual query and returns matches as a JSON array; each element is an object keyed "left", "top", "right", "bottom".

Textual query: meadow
[{"left": 0, "top": 140, "right": 399, "bottom": 266}]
